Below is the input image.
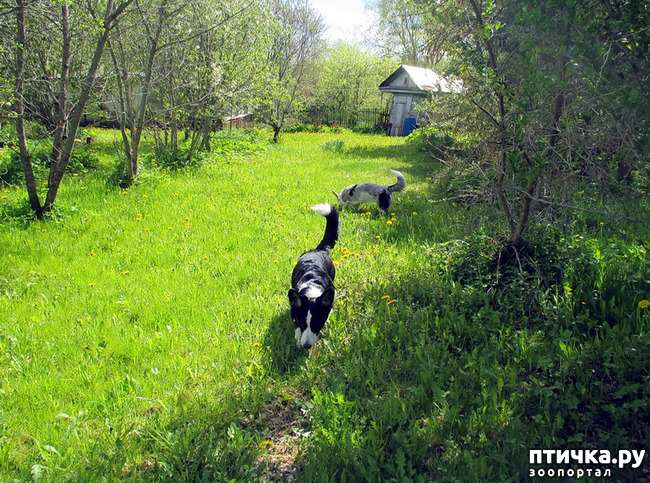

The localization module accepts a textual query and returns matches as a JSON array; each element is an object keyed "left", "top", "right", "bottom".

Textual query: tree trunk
[
  {"left": 468, "top": 0, "right": 517, "bottom": 241},
  {"left": 14, "top": 0, "right": 43, "bottom": 217},
  {"left": 42, "top": 0, "right": 135, "bottom": 213},
  {"left": 272, "top": 123, "right": 281, "bottom": 143},
  {"left": 201, "top": 123, "right": 212, "bottom": 152},
  {"left": 43, "top": 24, "right": 110, "bottom": 211},
  {"left": 49, "top": 4, "right": 72, "bottom": 192},
  {"left": 129, "top": 13, "right": 163, "bottom": 179}
]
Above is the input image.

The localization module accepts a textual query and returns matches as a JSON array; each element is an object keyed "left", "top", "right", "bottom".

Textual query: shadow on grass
[
  {"left": 346, "top": 143, "right": 413, "bottom": 162},
  {"left": 346, "top": 139, "right": 442, "bottom": 178},
  {"left": 297, "top": 250, "right": 650, "bottom": 480},
  {"left": 262, "top": 309, "right": 308, "bottom": 376}
]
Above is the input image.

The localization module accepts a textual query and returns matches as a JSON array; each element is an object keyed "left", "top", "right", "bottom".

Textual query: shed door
[{"left": 392, "top": 102, "right": 406, "bottom": 136}]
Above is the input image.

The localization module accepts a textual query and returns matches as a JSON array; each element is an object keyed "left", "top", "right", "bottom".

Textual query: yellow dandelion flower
[
  {"left": 412, "top": 211, "right": 418, "bottom": 215},
  {"left": 375, "top": 235, "right": 381, "bottom": 239},
  {"left": 387, "top": 299, "right": 397, "bottom": 305},
  {"left": 122, "top": 270, "right": 130, "bottom": 275},
  {"left": 446, "top": 258, "right": 454, "bottom": 263},
  {"left": 381, "top": 295, "right": 391, "bottom": 300},
  {"left": 639, "top": 300, "right": 650, "bottom": 309},
  {"left": 333, "top": 260, "right": 340, "bottom": 265},
  {"left": 387, "top": 220, "right": 393, "bottom": 225},
  {"left": 88, "top": 282, "right": 96, "bottom": 287},
  {"left": 252, "top": 342, "right": 261, "bottom": 347},
  {"left": 273, "top": 260, "right": 279, "bottom": 264}
]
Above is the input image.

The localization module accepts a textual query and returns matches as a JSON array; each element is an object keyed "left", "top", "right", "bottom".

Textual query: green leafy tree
[
  {"left": 366, "top": 0, "right": 440, "bottom": 64},
  {"left": 310, "top": 42, "right": 398, "bottom": 125},
  {"left": 107, "top": 0, "right": 177, "bottom": 182},
  {"left": 142, "top": 0, "right": 271, "bottom": 165},
  {"left": 409, "top": 0, "right": 649, "bottom": 245},
  {"left": 261, "top": 0, "right": 326, "bottom": 142},
  {"left": 11, "top": 0, "right": 134, "bottom": 217},
  {"left": 173, "top": 0, "right": 272, "bottom": 155}
]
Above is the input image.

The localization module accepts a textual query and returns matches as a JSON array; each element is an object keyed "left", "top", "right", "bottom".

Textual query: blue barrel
[{"left": 402, "top": 117, "right": 417, "bottom": 136}]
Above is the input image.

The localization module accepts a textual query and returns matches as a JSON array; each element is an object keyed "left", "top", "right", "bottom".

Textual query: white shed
[{"left": 379, "top": 65, "right": 462, "bottom": 136}]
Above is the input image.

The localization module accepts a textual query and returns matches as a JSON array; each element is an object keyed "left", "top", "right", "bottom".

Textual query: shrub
[
  {"left": 350, "top": 123, "right": 384, "bottom": 134},
  {"left": 149, "top": 145, "right": 202, "bottom": 171},
  {"left": 106, "top": 159, "right": 132, "bottom": 188},
  {"left": 407, "top": 127, "right": 454, "bottom": 156},
  {"left": 68, "top": 144, "right": 100, "bottom": 173},
  {"left": 283, "top": 122, "right": 314, "bottom": 133},
  {"left": 210, "top": 128, "right": 267, "bottom": 159},
  {"left": 321, "top": 139, "right": 345, "bottom": 152},
  {"left": 1, "top": 135, "right": 100, "bottom": 185},
  {"left": 0, "top": 150, "right": 24, "bottom": 186},
  {"left": 2, "top": 145, "right": 50, "bottom": 186}
]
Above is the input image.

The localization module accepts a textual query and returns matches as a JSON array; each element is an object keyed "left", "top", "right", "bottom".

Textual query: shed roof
[{"left": 379, "top": 65, "right": 462, "bottom": 94}]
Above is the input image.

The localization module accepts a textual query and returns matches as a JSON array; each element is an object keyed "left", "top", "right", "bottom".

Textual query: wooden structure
[{"left": 379, "top": 65, "right": 462, "bottom": 136}]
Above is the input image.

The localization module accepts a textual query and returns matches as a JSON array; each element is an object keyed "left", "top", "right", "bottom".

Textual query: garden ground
[{"left": 0, "top": 130, "right": 648, "bottom": 481}]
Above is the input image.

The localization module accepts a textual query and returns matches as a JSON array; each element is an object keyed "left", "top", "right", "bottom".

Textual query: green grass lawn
[{"left": 0, "top": 130, "right": 648, "bottom": 481}]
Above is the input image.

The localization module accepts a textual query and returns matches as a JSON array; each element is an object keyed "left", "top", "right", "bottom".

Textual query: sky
[{"left": 309, "top": 0, "right": 378, "bottom": 46}]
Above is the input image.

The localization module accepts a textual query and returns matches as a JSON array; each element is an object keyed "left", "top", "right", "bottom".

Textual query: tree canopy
[{"left": 370, "top": 0, "right": 649, "bottom": 240}]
